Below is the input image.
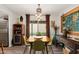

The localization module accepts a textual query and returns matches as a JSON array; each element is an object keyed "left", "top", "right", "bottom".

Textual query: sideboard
[{"left": 59, "top": 36, "right": 79, "bottom": 54}]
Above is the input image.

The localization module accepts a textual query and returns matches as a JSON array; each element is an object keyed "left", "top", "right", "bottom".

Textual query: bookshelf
[{"left": 12, "top": 24, "right": 22, "bottom": 45}]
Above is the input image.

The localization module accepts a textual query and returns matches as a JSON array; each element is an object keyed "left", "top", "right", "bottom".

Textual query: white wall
[
  {"left": 8, "top": 14, "right": 18, "bottom": 47},
  {"left": 22, "top": 15, "right": 26, "bottom": 36}
]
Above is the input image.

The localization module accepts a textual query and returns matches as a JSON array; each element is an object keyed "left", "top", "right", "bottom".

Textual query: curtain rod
[{"left": 25, "top": 14, "right": 50, "bottom": 16}]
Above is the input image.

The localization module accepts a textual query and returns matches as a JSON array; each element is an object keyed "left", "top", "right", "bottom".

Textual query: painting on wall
[
  {"left": 63, "top": 11, "right": 79, "bottom": 31},
  {"left": 61, "top": 6, "right": 79, "bottom": 35}
]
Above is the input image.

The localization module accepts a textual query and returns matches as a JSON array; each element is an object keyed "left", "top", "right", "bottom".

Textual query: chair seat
[
  {"left": 25, "top": 43, "right": 30, "bottom": 46},
  {"left": 32, "top": 39, "right": 45, "bottom": 51},
  {"left": 47, "top": 37, "right": 52, "bottom": 46},
  {"left": 47, "top": 40, "right": 52, "bottom": 46},
  {"left": 33, "top": 45, "right": 45, "bottom": 51},
  {"left": 23, "top": 35, "right": 31, "bottom": 54}
]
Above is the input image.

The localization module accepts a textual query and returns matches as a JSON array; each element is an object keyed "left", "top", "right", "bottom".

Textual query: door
[{"left": 0, "top": 19, "right": 9, "bottom": 47}]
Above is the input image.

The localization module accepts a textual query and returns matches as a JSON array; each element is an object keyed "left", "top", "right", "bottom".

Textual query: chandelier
[{"left": 35, "top": 4, "right": 42, "bottom": 21}]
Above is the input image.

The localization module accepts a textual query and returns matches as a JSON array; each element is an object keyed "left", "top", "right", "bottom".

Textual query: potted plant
[{"left": 36, "top": 32, "right": 41, "bottom": 36}]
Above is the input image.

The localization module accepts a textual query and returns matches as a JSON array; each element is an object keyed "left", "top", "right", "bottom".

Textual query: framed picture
[{"left": 61, "top": 6, "right": 79, "bottom": 36}]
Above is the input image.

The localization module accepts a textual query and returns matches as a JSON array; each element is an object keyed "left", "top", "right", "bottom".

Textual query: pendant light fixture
[{"left": 35, "top": 4, "right": 42, "bottom": 21}]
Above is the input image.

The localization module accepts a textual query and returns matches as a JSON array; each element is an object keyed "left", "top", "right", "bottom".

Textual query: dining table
[{"left": 27, "top": 36, "right": 51, "bottom": 54}]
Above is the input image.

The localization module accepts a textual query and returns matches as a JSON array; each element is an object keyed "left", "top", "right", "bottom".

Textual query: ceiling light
[{"left": 35, "top": 4, "right": 42, "bottom": 21}]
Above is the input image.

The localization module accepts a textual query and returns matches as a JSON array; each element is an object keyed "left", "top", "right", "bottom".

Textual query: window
[{"left": 30, "top": 16, "right": 46, "bottom": 36}]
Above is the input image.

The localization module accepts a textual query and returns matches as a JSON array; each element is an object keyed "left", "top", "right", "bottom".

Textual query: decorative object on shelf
[
  {"left": 51, "top": 20, "right": 55, "bottom": 28},
  {"left": 20, "top": 16, "right": 23, "bottom": 24},
  {"left": 63, "top": 28, "right": 69, "bottom": 38},
  {"left": 63, "top": 26, "right": 72, "bottom": 38},
  {"left": 51, "top": 20, "right": 59, "bottom": 34},
  {"left": 20, "top": 16, "right": 23, "bottom": 22}
]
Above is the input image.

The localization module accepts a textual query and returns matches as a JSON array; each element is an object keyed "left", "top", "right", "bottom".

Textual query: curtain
[
  {"left": 26, "top": 14, "right": 30, "bottom": 38},
  {"left": 46, "top": 15, "right": 50, "bottom": 38}
]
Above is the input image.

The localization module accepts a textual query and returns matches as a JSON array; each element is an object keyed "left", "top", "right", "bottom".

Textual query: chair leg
[
  {"left": 1, "top": 43, "right": 4, "bottom": 54},
  {"left": 23, "top": 45, "right": 27, "bottom": 54},
  {"left": 33, "top": 50, "right": 36, "bottom": 54},
  {"left": 47, "top": 45, "right": 54, "bottom": 54},
  {"left": 29, "top": 43, "right": 33, "bottom": 54},
  {"left": 42, "top": 50, "right": 44, "bottom": 54},
  {"left": 45, "top": 43, "right": 48, "bottom": 54},
  {"left": 50, "top": 45, "right": 54, "bottom": 54}
]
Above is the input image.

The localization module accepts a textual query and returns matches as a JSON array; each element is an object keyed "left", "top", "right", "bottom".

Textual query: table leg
[
  {"left": 1, "top": 43, "right": 4, "bottom": 54},
  {"left": 45, "top": 43, "right": 48, "bottom": 54},
  {"left": 30, "top": 43, "right": 33, "bottom": 54}
]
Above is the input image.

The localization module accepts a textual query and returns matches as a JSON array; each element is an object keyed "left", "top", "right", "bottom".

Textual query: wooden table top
[{"left": 27, "top": 36, "right": 50, "bottom": 43}]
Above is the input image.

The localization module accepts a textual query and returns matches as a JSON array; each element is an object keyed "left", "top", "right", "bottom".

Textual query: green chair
[
  {"left": 47, "top": 37, "right": 54, "bottom": 54},
  {"left": 23, "top": 35, "right": 30, "bottom": 54},
  {"left": 32, "top": 39, "right": 45, "bottom": 54}
]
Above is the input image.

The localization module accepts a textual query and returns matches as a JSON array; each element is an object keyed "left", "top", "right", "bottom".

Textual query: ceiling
[{"left": 1, "top": 4, "right": 79, "bottom": 16}]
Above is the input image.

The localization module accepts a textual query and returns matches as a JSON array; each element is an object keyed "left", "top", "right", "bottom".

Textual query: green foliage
[
  {"left": 36, "top": 32, "right": 41, "bottom": 36},
  {"left": 36, "top": 32, "right": 46, "bottom": 36}
]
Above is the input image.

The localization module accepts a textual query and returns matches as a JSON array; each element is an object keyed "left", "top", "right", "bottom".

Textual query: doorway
[{"left": 0, "top": 15, "right": 9, "bottom": 47}]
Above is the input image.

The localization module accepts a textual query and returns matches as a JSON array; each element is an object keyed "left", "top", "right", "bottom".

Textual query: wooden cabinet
[
  {"left": 59, "top": 37, "right": 79, "bottom": 54},
  {"left": 12, "top": 24, "right": 23, "bottom": 45}
]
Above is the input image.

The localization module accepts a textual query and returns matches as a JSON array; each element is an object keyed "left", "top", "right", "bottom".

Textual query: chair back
[
  {"left": 23, "top": 35, "right": 27, "bottom": 45},
  {"left": 33, "top": 39, "right": 45, "bottom": 51}
]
